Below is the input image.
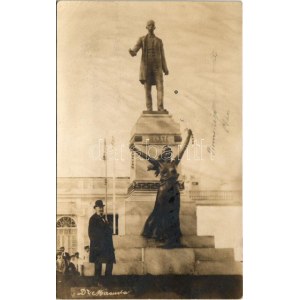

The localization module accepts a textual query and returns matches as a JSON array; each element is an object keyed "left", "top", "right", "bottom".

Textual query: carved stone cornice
[{"left": 128, "top": 180, "right": 185, "bottom": 194}]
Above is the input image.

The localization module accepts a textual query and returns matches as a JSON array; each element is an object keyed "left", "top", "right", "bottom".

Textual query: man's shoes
[
  {"left": 157, "top": 108, "right": 168, "bottom": 114},
  {"left": 143, "top": 109, "right": 153, "bottom": 114}
]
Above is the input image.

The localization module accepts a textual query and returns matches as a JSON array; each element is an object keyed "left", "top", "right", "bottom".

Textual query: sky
[{"left": 57, "top": 1, "right": 242, "bottom": 190}]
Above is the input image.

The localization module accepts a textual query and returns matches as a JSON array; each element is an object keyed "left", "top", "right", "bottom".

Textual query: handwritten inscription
[
  {"left": 207, "top": 107, "right": 217, "bottom": 157},
  {"left": 71, "top": 288, "right": 131, "bottom": 298},
  {"left": 207, "top": 102, "right": 230, "bottom": 158},
  {"left": 221, "top": 110, "right": 230, "bottom": 133}
]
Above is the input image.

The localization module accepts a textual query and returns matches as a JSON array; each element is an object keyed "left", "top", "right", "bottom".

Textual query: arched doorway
[{"left": 56, "top": 216, "right": 77, "bottom": 255}]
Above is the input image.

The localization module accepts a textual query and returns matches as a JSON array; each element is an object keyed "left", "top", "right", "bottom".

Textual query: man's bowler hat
[{"left": 94, "top": 199, "right": 105, "bottom": 208}]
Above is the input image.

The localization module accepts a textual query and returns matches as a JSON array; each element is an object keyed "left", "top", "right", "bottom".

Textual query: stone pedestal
[
  {"left": 129, "top": 111, "right": 183, "bottom": 187},
  {"left": 110, "top": 111, "right": 242, "bottom": 276},
  {"left": 125, "top": 191, "right": 197, "bottom": 236},
  {"left": 112, "top": 234, "right": 242, "bottom": 275},
  {"left": 126, "top": 111, "right": 197, "bottom": 235}
]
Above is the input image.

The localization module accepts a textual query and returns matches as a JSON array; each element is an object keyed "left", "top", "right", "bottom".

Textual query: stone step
[
  {"left": 114, "top": 247, "right": 233, "bottom": 263},
  {"left": 115, "top": 248, "right": 143, "bottom": 262},
  {"left": 194, "top": 248, "right": 234, "bottom": 261},
  {"left": 143, "top": 248, "right": 195, "bottom": 275},
  {"left": 112, "top": 261, "right": 144, "bottom": 275},
  {"left": 142, "top": 236, "right": 216, "bottom": 248},
  {"left": 194, "top": 261, "right": 242, "bottom": 275},
  {"left": 181, "top": 236, "right": 215, "bottom": 248},
  {"left": 112, "top": 235, "right": 215, "bottom": 249},
  {"left": 112, "top": 261, "right": 242, "bottom": 275}
]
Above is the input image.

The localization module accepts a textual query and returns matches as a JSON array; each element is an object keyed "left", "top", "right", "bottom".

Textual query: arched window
[
  {"left": 57, "top": 216, "right": 76, "bottom": 228},
  {"left": 56, "top": 216, "right": 77, "bottom": 255}
]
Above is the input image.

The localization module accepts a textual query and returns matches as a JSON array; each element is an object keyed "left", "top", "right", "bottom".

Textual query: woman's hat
[{"left": 94, "top": 199, "right": 105, "bottom": 208}]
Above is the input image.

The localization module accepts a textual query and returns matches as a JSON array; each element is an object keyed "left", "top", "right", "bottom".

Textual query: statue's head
[
  {"left": 146, "top": 20, "right": 156, "bottom": 33},
  {"left": 161, "top": 145, "right": 172, "bottom": 161}
]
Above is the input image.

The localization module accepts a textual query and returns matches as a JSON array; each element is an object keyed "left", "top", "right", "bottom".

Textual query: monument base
[
  {"left": 110, "top": 189, "right": 242, "bottom": 276},
  {"left": 118, "top": 110, "right": 242, "bottom": 276},
  {"left": 142, "top": 109, "right": 169, "bottom": 114},
  {"left": 112, "top": 234, "right": 242, "bottom": 275}
]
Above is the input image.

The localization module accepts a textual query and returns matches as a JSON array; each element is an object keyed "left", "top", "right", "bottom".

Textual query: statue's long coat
[
  {"left": 131, "top": 34, "right": 168, "bottom": 85},
  {"left": 88, "top": 214, "right": 116, "bottom": 264}
]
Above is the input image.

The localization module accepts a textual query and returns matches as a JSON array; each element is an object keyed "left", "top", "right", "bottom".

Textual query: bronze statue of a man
[{"left": 129, "top": 20, "right": 169, "bottom": 112}]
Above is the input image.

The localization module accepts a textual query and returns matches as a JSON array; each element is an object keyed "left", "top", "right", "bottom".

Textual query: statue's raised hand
[
  {"left": 184, "top": 128, "right": 192, "bottom": 136},
  {"left": 129, "top": 142, "right": 135, "bottom": 150},
  {"left": 129, "top": 49, "right": 136, "bottom": 57}
]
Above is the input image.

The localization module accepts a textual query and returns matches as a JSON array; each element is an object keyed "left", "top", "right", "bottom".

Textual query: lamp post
[
  {"left": 103, "top": 138, "right": 108, "bottom": 220},
  {"left": 111, "top": 136, "right": 116, "bottom": 234}
]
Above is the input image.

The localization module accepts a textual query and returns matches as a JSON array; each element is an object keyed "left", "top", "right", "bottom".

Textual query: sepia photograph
[{"left": 57, "top": 1, "right": 242, "bottom": 298}]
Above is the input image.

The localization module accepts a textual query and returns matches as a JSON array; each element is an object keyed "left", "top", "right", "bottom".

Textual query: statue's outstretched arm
[
  {"left": 129, "top": 143, "right": 158, "bottom": 167},
  {"left": 174, "top": 129, "right": 193, "bottom": 165},
  {"left": 129, "top": 37, "right": 142, "bottom": 57}
]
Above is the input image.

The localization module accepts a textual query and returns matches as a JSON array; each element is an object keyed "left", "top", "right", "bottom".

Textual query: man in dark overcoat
[
  {"left": 129, "top": 20, "right": 169, "bottom": 112},
  {"left": 88, "top": 200, "right": 115, "bottom": 281}
]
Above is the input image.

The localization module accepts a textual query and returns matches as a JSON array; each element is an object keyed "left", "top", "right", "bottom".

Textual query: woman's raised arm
[
  {"left": 129, "top": 142, "right": 158, "bottom": 167},
  {"left": 174, "top": 129, "right": 193, "bottom": 165}
]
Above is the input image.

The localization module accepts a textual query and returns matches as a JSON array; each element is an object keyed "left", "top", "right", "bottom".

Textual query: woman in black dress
[{"left": 130, "top": 129, "right": 193, "bottom": 248}]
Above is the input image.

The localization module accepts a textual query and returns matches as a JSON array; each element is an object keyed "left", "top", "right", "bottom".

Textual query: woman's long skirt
[{"left": 142, "top": 180, "right": 182, "bottom": 244}]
